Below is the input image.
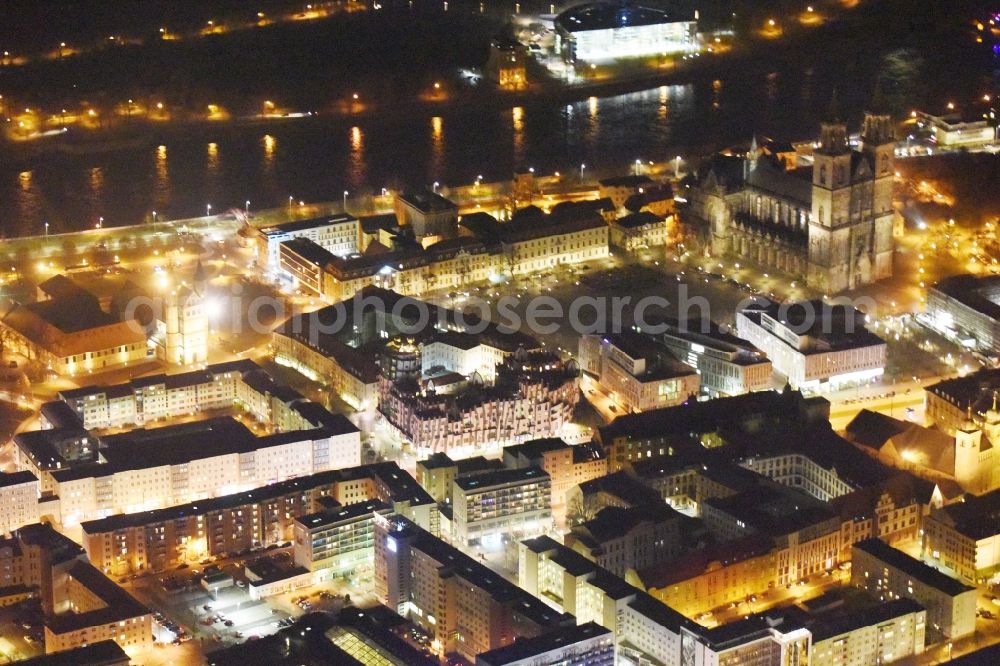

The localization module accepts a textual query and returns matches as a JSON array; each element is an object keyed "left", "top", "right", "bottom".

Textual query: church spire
[
  {"left": 193, "top": 260, "right": 207, "bottom": 294},
  {"left": 825, "top": 88, "right": 842, "bottom": 123}
]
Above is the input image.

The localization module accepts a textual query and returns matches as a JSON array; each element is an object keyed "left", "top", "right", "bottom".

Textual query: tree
[{"left": 566, "top": 494, "right": 601, "bottom": 526}]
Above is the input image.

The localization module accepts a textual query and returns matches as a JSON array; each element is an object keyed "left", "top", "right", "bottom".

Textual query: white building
[
  {"left": 555, "top": 2, "right": 697, "bottom": 63},
  {"left": 16, "top": 361, "right": 362, "bottom": 526},
  {"left": 0, "top": 472, "right": 39, "bottom": 535},
  {"left": 50, "top": 415, "right": 360, "bottom": 525},
  {"left": 852, "top": 538, "right": 975, "bottom": 640},
  {"left": 292, "top": 500, "right": 391, "bottom": 581},
  {"left": 255, "top": 213, "right": 359, "bottom": 271},
  {"left": 658, "top": 319, "right": 773, "bottom": 396},
  {"left": 916, "top": 110, "right": 996, "bottom": 148},
  {"left": 578, "top": 332, "right": 699, "bottom": 412},
  {"left": 736, "top": 300, "right": 886, "bottom": 389},
  {"left": 452, "top": 467, "right": 551, "bottom": 547}
]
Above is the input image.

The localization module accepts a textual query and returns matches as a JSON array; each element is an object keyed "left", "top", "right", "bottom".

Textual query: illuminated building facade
[
  {"left": 452, "top": 467, "right": 551, "bottom": 547},
  {"left": 736, "top": 300, "right": 886, "bottom": 390},
  {"left": 14, "top": 360, "right": 361, "bottom": 525},
  {"left": 853, "top": 539, "right": 975, "bottom": 639},
  {"left": 578, "top": 331, "right": 699, "bottom": 412},
  {"left": 923, "top": 487, "right": 1000, "bottom": 584},
  {"left": 253, "top": 213, "right": 360, "bottom": 271},
  {"left": 926, "top": 274, "right": 1000, "bottom": 356},
  {"left": 0, "top": 274, "right": 147, "bottom": 376},
  {"left": 379, "top": 348, "right": 579, "bottom": 457},
  {"left": 696, "top": 112, "right": 896, "bottom": 293},
  {"left": 81, "top": 462, "right": 436, "bottom": 576},
  {"left": 555, "top": 2, "right": 697, "bottom": 63},
  {"left": 293, "top": 500, "right": 391, "bottom": 579},
  {"left": 374, "top": 516, "right": 572, "bottom": 661},
  {"left": 502, "top": 438, "right": 607, "bottom": 528}
]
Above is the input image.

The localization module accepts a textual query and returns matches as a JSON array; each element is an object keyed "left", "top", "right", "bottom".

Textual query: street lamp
[
  {"left": 152, "top": 211, "right": 157, "bottom": 225},
  {"left": 580, "top": 163, "right": 586, "bottom": 181},
  {"left": 206, "top": 204, "right": 212, "bottom": 217},
  {"left": 97, "top": 216, "right": 103, "bottom": 229},
  {"left": 44, "top": 221, "right": 49, "bottom": 237},
  {"left": 245, "top": 200, "right": 250, "bottom": 214},
  {"left": 675, "top": 155, "right": 682, "bottom": 178},
  {"left": 288, "top": 195, "right": 293, "bottom": 211},
  {"left": 433, "top": 181, "right": 440, "bottom": 193},
  {"left": 634, "top": 158, "right": 641, "bottom": 175},
  {"left": 343, "top": 190, "right": 349, "bottom": 211}
]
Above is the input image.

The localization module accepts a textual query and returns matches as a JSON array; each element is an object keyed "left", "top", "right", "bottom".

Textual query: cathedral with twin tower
[{"left": 694, "top": 106, "right": 896, "bottom": 293}]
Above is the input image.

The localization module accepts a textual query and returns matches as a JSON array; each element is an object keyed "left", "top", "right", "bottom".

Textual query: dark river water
[{"left": 0, "top": 29, "right": 995, "bottom": 236}]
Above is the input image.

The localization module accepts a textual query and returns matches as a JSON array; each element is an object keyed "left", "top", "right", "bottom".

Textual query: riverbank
[{"left": 0, "top": 8, "right": 863, "bottom": 164}]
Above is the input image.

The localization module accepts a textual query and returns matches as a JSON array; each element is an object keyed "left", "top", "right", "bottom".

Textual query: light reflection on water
[{"left": 0, "top": 55, "right": 965, "bottom": 235}]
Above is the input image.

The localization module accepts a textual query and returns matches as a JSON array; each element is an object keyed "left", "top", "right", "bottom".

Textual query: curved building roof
[{"left": 556, "top": 1, "right": 690, "bottom": 33}]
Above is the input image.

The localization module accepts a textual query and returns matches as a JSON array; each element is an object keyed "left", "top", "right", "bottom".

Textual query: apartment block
[
  {"left": 0, "top": 471, "right": 40, "bottom": 535},
  {"left": 415, "top": 453, "right": 502, "bottom": 504},
  {"left": 452, "top": 467, "right": 552, "bottom": 547},
  {"left": 852, "top": 539, "right": 976, "bottom": 639},
  {"left": 808, "top": 595, "right": 926, "bottom": 666},
  {"left": 374, "top": 516, "right": 573, "bottom": 662},
  {"left": 45, "top": 561, "right": 152, "bottom": 654},
  {"left": 292, "top": 500, "right": 391, "bottom": 580},
  {"left": 502, "top": 438, "right": 607, "bottom": 527},
  {"left": 81, "top": 462, "right": 436, "bottom": 576}
]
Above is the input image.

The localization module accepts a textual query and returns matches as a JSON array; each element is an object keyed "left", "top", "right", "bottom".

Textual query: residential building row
[
  {"left": 521, "top": 534, "right": 927, "bottom": 666},
  {"left": 79, "top": 461, "right": 436, "bottom": 578},
  {"left": 852, "top": 538, "right": 976, "bottom": 639},
  {"left": 374, "top": 515, "right": 576, "bottom": 662},
  {"left": 17, "top": 413, "right": 360, "bottom": 528},
  {"left": 276, "top": 203, "right": 610, "bottom": 303},
  {"left": 0, "top": 523, "right": 151, "bottom": 655}
]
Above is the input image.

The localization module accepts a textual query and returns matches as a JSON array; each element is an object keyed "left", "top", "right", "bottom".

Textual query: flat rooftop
[
  {"left": 259, "top": 213, "right": 356, "bottom": 236},
  {"left": 476, "top": 622, "right": 611, "bottom": 665},
  {"left": 454, "top": 466, "right": 549, "bottom": 492},
  {"left": 280, "top": 237, "right": 335, "bottom": 267},
  {"left": 740, "top": 300, "right": 886, "bottom": 353},
  {"left": 295, "top": 500, "right": 390, "bottom": 531},
  {"left": 397, "top": 191, "right": 457, "bottom": 214},
  {"left": 853, "top": 538, "right": 974, "bottom": 597}
]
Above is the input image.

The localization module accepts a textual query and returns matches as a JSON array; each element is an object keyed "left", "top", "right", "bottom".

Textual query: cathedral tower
[
  {"left": 807, "top": 105, "right": 854, "bottom": 292},
  {"left": 861, "top": 109, "right": 896, "bottom": 282}
]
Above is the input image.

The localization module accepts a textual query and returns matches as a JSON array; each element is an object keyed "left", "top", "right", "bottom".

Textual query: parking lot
[
  {"left": 127, "top": 550, "right": 298, "bottom": 650},
  {"left": 0, "top": 598, "right": 45, "bottom": 662}
]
